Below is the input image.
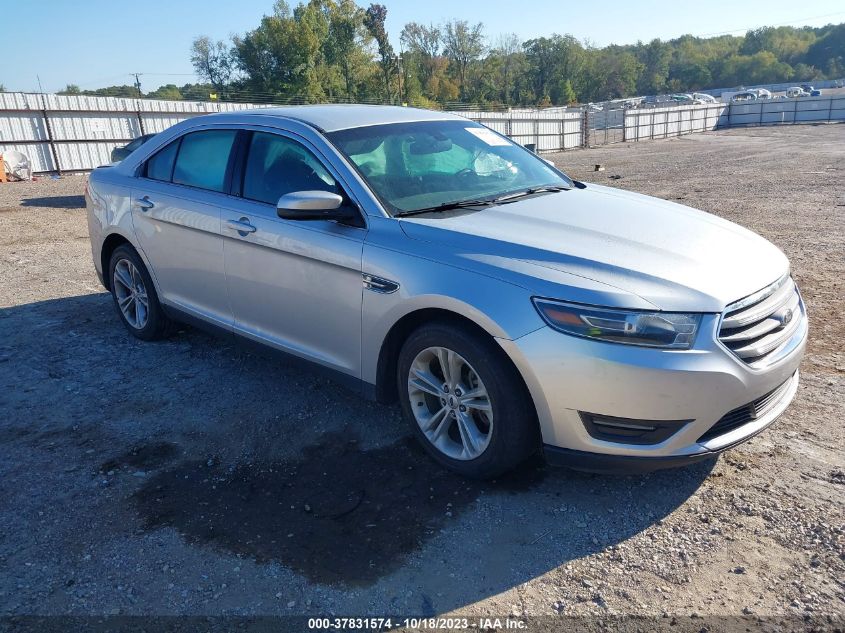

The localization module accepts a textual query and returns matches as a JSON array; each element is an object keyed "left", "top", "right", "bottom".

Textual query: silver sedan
[{"left": 86, "top": 105, "right": 807, "bottom": 478}]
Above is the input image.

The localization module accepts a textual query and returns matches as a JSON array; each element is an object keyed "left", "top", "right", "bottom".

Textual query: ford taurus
[{"left": 86, "top": 105, "right": 807, "bottom": 478}]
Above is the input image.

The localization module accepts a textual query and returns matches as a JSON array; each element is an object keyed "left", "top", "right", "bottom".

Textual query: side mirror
[{"left": 276, "top": 190, "right": 354, "bottom": 221}]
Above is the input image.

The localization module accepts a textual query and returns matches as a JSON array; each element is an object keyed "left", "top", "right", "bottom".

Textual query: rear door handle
[
  {"left": 137, "top": 196, "right": 155, "bottom": 211},
  {"left": 226, "top": 218, "right": 257, "bottom": 235}
]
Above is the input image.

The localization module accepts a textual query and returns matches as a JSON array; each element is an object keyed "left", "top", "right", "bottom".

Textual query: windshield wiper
[
  {"left": 493, "top": 184, "right": 571, "bottom": 203},
  {"left": 393, "top": 184, "right": 571, "bottom": 218},
  {"left": 393, "top": 197, "right": 498, "bottom": 218}
]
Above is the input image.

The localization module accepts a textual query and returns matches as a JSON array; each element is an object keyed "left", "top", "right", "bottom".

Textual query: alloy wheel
[
  {"left": 407, "top": 346, "right": 493, "bottom": 460},
  {"left": 112, "top": 258, "right": 149, "bottom": 330}
]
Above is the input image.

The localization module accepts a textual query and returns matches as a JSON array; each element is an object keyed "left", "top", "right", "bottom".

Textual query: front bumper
[{"left": 497, "top": 310, "right": 806, "bottom": 470}]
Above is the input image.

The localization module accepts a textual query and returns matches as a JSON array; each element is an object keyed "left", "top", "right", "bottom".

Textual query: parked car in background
[
  {"left": 692, "top": 93, "right": 717, "bottom": 103},
  {"left": 800, "top": 84, "right": 815, "bottom": 94},
  {"left": 111, "top": 133, "right": 157, "bottom": 163},
  {"left": 786, "top": 87, "right": 810, "bottom": 98},
  {"left": 730, "top": 92, "right": 758, "bottom": 103},
  {"left": 670, "top": 94, "right": 695, "bottom": 104},
  {"left": 86, "top": 105, "right": 807, "bottom": 478},
  {"left": 810, "top": 89, "right": 822, "bottom": 97},
  {"left": 750, "top": 88, "right": 772, "bottom": 100}
]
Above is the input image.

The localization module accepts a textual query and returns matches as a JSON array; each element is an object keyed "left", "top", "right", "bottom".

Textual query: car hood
[{"left": 398, "top": 183, "right": 789, "bottom": 312}]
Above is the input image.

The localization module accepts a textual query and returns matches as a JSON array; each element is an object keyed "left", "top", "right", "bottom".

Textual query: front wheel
[{"left": 397, "top": 323, "right": 540, "bottom": 479}]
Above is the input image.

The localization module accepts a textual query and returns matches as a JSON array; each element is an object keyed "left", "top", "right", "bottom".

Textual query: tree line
[{"left": 50, "top": 1, "right": 845, "bottom": 107}]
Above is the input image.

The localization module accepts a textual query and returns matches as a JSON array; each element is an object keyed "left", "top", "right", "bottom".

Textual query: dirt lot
[{"left": 0, "top": 125, "right": 843, "bottom": 626}]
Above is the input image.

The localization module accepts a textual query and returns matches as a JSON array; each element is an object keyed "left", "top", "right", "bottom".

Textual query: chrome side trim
[{"left": 362, "top": 273, "right": 399, "bottom": 294}]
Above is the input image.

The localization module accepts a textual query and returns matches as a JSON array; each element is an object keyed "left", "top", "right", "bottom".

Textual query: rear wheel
[
  {"left": 397, "top": 322, "right": 539, "bottom": 478},
  {"left": 108, "top": 244, "right": 171, "bottom": 341}
]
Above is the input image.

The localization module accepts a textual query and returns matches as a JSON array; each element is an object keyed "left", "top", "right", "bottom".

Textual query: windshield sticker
[{"left": 465, "top": 127, "right": 511, "bottom": 146}]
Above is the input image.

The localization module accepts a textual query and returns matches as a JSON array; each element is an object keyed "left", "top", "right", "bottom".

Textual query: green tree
[
  {"left": 720, "top": 51, "right": 794, "bottom": 86},
  {"left": 324, "top": 0, "right": 371, "bottom": 100},
  {"left": 401, "top": 22, "right": 442, "bottom": 96},
  {"left": 443, "top": 20, "right": 485, "bottom": 99},
  {"left": 635, "top": 39, "right": 671, "bottom": 94},
  {"left": 232, "top": 1, "right": 328, "bottom": 100},
  {"left": 363, "top": 4, "right": 398, "bottom": 102},
  {"left": 561, "top": 79, "right": 576, "bottom": 104},
  {"left": 490, "top": 33, "right": 524, "bottom": 105},
  {"left": 58, "top": 84, "right": 81, "bottom": 95},
  {"left": 805, "top": 23, "right": 845, "bottom": 78},
  {"left": 146, "top": 84, "right": 183, "bottom": 100},
  {"left": 191, "top": 36, "right": 235, "bottom": 95}
]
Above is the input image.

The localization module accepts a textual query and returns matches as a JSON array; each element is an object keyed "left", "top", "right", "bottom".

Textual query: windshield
[{"left": 326, "top": 120, "right": 572, "bottom": 215}]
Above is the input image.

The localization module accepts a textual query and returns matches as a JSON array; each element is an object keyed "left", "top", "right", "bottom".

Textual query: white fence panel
[
  {"left": 624, "top": 103, "right": 729, "bottom": 141},
  {"left": 2, "top": 91, "right": 843, "bottom": 173}
]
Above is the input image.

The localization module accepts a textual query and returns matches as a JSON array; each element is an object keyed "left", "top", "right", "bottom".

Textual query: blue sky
[{"left": 2, "top": 0, "right": 844, "bottom": 93}]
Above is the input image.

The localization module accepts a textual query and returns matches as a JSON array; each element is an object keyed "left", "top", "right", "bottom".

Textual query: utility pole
[{"left": 132, "top": 73, "right": 143, "bottom": 98}]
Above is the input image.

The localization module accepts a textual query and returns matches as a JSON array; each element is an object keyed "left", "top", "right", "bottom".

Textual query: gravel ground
[{"left": 0, "top": 125, "right": 842, "bottom": 627}]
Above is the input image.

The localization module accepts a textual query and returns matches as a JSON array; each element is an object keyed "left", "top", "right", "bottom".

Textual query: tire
[
  {"left": 108, "top": 244, "right": 171, "bottom": 341},
  {"left": 397, "top": 321, "right": 540, "bottom": 479}
]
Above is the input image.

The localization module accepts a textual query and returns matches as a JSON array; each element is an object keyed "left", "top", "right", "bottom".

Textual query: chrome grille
[{"left": 718, "top": 275, "right": 804, "bottom": 367}]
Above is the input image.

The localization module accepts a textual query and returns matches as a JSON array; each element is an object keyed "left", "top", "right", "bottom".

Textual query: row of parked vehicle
[{"left": 730, "top": 84, "right": 822, "bottom": 103}]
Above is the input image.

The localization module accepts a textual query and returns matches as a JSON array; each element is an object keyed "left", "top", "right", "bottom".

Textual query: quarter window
[
  {"left": 145, "top": 139, "right": 180, "bottom": 182},
  {"left": 171, "top": 130, "right": 237, "bottom": 193},
  {"left": 242, "top": 132, "right": 339, "bottom": 205}
]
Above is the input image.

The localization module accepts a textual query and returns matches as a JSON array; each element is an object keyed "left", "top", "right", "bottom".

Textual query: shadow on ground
[
  {"left": 1, "top": 294, "right": 715, "bottom": 613},
  {"left": 21, "top": 195, "right": 85, "bottom": 208}
]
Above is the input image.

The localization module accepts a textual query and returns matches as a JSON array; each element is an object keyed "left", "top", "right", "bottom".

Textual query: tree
[
  {"left": 523, "top": 34, "right": 585, "bottom": 105},
  {"left": 146, "top": 84, "right": 183, "bottom": 100},
  {"left": 195, "top": 8, "right": 845, "bottom": 107},
  {"left": 233, "top": 1, "right": 328, "bottom": 100},
  {"left": 805, "top": 23, "right": 845, "bottom": 78},
  {"left": 363, "top": 4, "right": 397, "bottom": 102},
  {"left": 0, "top": 83, "right": 5, "bottom": 92},
  {"left": 59, "top": 84, "right": 81, "bottom": 95},
  {"left": 443, "top": 20, "right": 485, "bottom": 99},
  {"left": 635, "top": 39, "right": 671, "bottom": 94},
  {"left": 324, "top": 0, "right": 370, "bottom": 100},
  {"left": 720, "top": 51, "right": 794, "bottom": 86},
  {"left": 191, "top": 36, "right": 235, "bottom": 94},
  {"left": 491, "top": 33, "right": 523, "bottom": 105},
  {"left": 401, "top": 22, "right": 442, "bottom": 91},
  {"left": 561, "top": 79, "right": 576, "bottom": 105}
]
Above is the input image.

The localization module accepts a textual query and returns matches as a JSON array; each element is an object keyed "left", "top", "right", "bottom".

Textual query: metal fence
[
  {"left": 460, "top": 108, "right": 584, "bottom": 151},
  {"left": 0, "top": 92, "right": 586, "bottom": 174},
  {"left": 624, "top": 103, "right": 729, "bottom": 140},
  {"left": 1, "top": 91, "right": 844, "bottom": 174},
  {"left": 623, "top": 96, "right": 845, "bottom": 141},
  {"left": 0, "top": 92, "right": 277, "bottom": 173}
]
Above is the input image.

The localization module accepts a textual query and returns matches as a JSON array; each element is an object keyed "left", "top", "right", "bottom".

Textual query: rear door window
[{"left": 171, "top": 130, "right": 238, "bottom": 193}]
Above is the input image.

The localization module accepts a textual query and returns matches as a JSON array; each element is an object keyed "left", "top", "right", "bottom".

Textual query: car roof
[{"left": 210, "top": 104, "right": 463, "bottom": 133}]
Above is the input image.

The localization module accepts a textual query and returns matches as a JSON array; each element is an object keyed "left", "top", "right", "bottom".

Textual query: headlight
[{"left": 532, "top": 298, "right": 701, "bottom": 349}]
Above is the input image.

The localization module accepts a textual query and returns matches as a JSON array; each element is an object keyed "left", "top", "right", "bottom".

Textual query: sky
[{"left": 2, "top": 0, "right": 844, "bottom": 93}]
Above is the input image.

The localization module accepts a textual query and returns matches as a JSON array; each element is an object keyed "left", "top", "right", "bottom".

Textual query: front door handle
[
  {"left": 226, "top": 217, "right": 257, "bottom": 235},
  {"left": 137, "top": 196, "right": 155, "bottom": 211}
]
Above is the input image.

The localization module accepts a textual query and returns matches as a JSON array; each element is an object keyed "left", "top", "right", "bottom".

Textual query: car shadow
[
  {"left": 20, "top": 195, "right": 85, "bottom": 209},
  {"left": 0, "top": 293, "right": 716, "bottom": 615}
]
